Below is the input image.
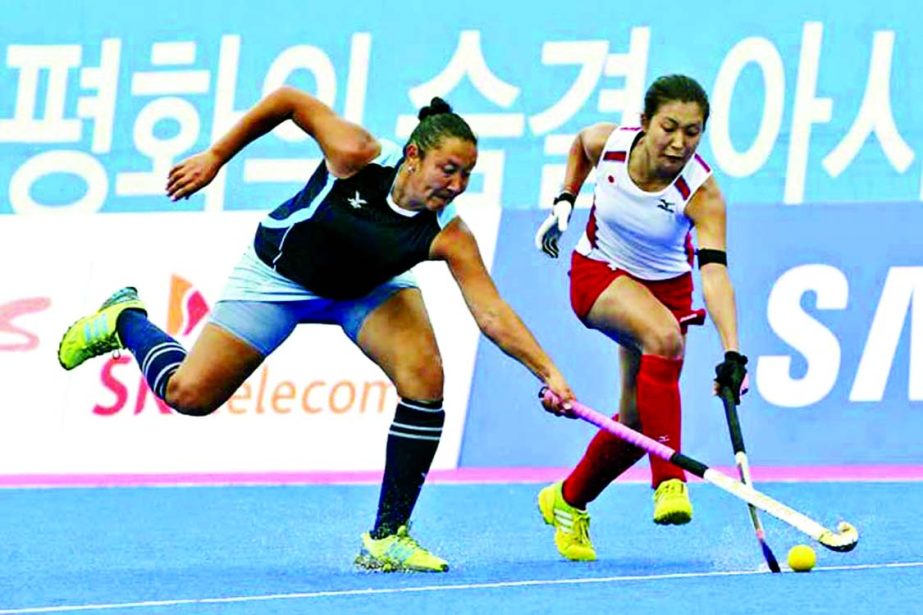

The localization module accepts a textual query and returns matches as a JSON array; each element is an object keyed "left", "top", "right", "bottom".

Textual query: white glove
[{"left": 534, "top": 193, "right": 576, "bottom": 258}]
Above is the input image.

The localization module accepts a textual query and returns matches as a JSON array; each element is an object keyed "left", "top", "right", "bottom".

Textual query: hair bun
[{"left": 418, "top": 97, "right": 453, "bottom": 121}]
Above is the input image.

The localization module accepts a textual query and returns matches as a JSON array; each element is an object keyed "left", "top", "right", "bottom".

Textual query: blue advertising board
[
  {"left": 460, "top": 204, "right": 923, "bottom": 467},
  {"left": 3, "top": 0, "right": 922, "bottom": 214}
]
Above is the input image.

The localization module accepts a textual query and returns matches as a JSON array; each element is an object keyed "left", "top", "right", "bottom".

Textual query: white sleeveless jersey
[{"left": 575, "top": 126, "right": 713, "bottom": 280}]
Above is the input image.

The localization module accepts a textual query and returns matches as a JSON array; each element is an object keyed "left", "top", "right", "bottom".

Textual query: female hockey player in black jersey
[{"left": 58, "top": 86, "right": 575, "bottom": 573}]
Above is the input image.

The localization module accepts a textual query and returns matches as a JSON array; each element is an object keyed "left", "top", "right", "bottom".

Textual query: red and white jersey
[{"left": 575, "top": 125, "right": 713, "bottom": 280}]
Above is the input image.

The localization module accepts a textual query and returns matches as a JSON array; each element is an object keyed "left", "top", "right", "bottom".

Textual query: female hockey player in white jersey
[{"left": 534, "top": 74, "right": 749, "bottom": 562}]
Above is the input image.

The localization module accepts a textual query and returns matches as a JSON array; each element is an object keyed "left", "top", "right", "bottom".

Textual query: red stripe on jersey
[
  {"left": 675, "top": 176, "right": 691, "bottom": 200},
  {"left": 586, "top": 203, "right": 599, "bottom": 248},
  {"left": 684, "top": 232, "right": 695, "bottom": 267},
  {"left": 603, "top": 151, "right": 627, "bottom": 162},
  {"left": 694, "top": 153, "right": 711, "bottom": 172}
]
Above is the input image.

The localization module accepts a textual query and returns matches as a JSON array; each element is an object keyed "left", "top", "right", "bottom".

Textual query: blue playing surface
[{"left": 1, "top": 481, "right": 921, "bottom": 613}]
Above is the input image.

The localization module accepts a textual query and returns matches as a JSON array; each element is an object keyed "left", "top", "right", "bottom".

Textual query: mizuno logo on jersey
[{"left": 657, "top": 198, "right": 676, "bottom": 213}]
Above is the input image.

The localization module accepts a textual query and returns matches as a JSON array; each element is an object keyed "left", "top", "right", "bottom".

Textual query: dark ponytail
[
  {"left": 417, "top": 97, "right": 454, "bottom": 121},
  {"left": 406, "top": 97, "right": 477, "bottom": 158}
]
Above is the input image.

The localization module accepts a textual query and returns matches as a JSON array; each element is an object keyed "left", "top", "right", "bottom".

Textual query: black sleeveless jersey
[{"left": 253, "top": 140, "right": 458, "bottom": 300}]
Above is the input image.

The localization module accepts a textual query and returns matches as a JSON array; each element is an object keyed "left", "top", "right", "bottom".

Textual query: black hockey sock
[{"left": 371, "top": 397, "right": 445, "bottom": 538}]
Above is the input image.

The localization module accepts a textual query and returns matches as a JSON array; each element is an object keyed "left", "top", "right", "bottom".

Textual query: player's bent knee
[
  {"left": 164, "top": 376, "right": 222, "bottom": 417},
  {"left": 643, "top": 326, "right": 684, "bottom": 358},
  {"left": 394, "top": 361, "right": 444, "bottom": 401}
]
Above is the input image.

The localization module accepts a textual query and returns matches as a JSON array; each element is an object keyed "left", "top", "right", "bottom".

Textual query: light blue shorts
[{"left": 209, "top": 246, "right": 418, "bottom": 356}]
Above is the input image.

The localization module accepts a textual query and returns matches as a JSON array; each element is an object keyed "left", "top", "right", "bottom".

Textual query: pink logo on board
[{"left": 0, "top": 297, "right": 51, "bottom": 352}]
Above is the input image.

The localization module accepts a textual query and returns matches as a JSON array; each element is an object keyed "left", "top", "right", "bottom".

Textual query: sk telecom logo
[
  {"left": 0, "top": 297, "right": 51, "bottom": 352},
  {"left": 94, "top": 275, "right": 209, "bottom": 416},
  {"left": 165, "top": 275, "right": 210, "bottom": 337}
]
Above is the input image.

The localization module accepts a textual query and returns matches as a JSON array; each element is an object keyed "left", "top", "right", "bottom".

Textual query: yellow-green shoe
[
  {"left": 355, "top": 525, "right": 448, "bottom": 572},
  {"left": 538, "top": 481, "right": 596, "bottom": 561},
  {"left": 653, "top": 478, "right": 693, "bottom": 525},
  {"left": 58, "top": 287, "right": 147, "bottom": 370}
]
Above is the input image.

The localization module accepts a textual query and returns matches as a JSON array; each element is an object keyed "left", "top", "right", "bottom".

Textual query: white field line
[{"left": 2, "top": 561, "right": 921, "bottom": 614}]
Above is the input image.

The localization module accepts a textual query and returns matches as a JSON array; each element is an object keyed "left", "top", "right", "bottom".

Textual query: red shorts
[{"left": 569, "top": 251, "right": 705, "bottom": 332}]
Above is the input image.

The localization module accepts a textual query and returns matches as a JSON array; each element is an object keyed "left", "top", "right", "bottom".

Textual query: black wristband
[{"left": 554, "top": 192, "right": 576, "bottom": 206}]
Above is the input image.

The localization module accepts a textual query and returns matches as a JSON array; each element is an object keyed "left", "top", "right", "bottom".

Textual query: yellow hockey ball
[{"left": 787, "top": 544, "right": 816, "bottom": 572}]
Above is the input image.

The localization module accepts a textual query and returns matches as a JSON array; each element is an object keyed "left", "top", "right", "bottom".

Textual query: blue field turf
[{"left": 1, "top": 481, "right": 921, "bottom": 614}]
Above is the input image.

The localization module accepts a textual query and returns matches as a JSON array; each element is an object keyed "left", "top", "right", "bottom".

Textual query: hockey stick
[
  {"left": 719, "top": 387, "right": 782, "bottom": 572},
  {"left": 541, "top": 389, "right": 858, "bottom": 553}
]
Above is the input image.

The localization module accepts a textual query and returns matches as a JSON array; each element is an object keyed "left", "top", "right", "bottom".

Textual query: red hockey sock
[
  {"left": 637, "top": 354, "right": 685, "bottom": 487},
  {"left": 562, "top": 413, "right": 645, "bottom": 509}
]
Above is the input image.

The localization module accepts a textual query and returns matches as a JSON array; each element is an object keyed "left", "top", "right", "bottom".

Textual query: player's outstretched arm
[
  {"left": 166, "top": 86, "right": 379, "bottom": 200},
  {"left": 686, "top": 177, "right": 749, "bottom": 400},
  {"left": 686, "top": 177, "right": 739, "bottom": 352},
  {"left": 432, "top": 218, "right": 575, "bottom": 415}
]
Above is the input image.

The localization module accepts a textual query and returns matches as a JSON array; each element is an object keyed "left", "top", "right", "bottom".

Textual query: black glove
[{"left": 715, "top": 351, "right": 749, "bottom": 404}]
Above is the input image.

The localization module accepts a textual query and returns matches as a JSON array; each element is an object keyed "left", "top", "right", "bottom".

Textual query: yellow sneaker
[
  {"left": 355, "top": 525, "right": 448, "bottom": 572},
  {"left": 653, "top": 478, "right": 693, "bottom": 525},
  {"left": 58, "top": 287, "right": 147, "bottom": 370},
  {"left": 538, "top": 481, "right": 596, "bottom": 561}
]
